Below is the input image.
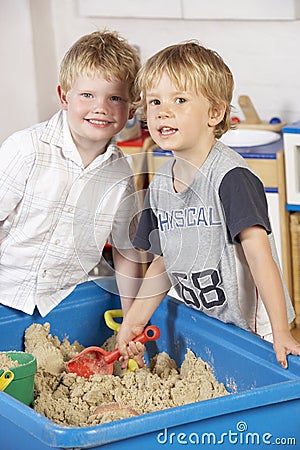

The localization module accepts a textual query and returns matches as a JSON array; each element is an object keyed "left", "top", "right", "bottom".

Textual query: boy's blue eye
[
  {"left": 82, "top": 93, "right": 93, "bottom": 98},
  {"left": 176, "top": 98, "right": 186, "bottom": 104},
  {"left": 150, "top": 99, "right": 160, "bottom": 106},
  {"left": 111, "top": 96, "right": 122, "bottom": 102}
]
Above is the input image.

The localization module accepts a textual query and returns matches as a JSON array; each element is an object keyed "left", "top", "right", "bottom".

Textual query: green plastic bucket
[{"left": 0, "top": 351, "right": 37, "bottom": 406}]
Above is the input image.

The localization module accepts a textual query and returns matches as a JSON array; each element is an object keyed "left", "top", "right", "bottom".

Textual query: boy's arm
[
  {"left": 240, "top": 225, "right": 300, "bottom": 368},
  {"left": 0, "top": 136, "right": 32, "bottom": 220},
  {"left": 116, "top": 255, "right": 171, "bottom": 361},
  {"left": 112, "top": 247, "right": 143, "bottom": 316}
]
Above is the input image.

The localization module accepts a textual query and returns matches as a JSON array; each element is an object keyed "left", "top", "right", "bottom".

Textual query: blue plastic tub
[{"left": 0, "top": 278, "right": 299, "bottom": 450}]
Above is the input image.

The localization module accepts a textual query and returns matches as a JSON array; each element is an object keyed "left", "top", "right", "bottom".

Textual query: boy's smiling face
[
  {"left": 58, "top": 74, "right": 132, "bottom": 157},
  {"left": 145, "top": 72, "right": 219, "bottom": 159}
]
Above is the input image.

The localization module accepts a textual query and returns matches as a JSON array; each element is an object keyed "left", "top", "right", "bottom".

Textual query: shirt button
[
  {"left": 68, "top": 207, "right": 74, "bottom": 213},
  {"left": 55, "top": 239, "right": 60, "bottom": 245},
  {"left": 41, "top": 270, "right": 47, "bottom": 278}
]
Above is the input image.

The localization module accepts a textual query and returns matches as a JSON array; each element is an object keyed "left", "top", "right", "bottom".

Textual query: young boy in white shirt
[
  {"left": 117, "top": 40, "right": 300, "bottom": 369},
  {"left": 0, "top": 30, "right": 142, "bottom": 317}
]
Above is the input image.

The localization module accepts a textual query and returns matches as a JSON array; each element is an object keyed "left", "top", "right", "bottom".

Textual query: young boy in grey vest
[{"left": 117, "top": 41, "right": 300, "bottom": 369}]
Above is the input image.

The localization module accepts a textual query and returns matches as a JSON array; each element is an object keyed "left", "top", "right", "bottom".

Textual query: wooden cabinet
[{"left": 118, "top": 134, "right": 150, "bottom": 206}]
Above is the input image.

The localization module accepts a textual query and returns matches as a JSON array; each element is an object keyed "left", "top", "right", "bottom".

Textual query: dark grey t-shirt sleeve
[
  {"left": 133, "top": 189, "right": 162, "bottom": 255},
  {"left": 219, "top": 167, "right": 271, "bottom": 243}
]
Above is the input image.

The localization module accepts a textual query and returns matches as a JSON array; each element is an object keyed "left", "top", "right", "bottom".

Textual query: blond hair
[
  {"left": 136, "top": 41, "right": 234, "bottom": 138},
  {"left": 59, "top": 30, "right": 141, "bottom": 103}
]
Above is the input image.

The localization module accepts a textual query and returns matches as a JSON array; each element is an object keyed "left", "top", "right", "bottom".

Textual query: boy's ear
[
  {"left": 208, "top": 102, "right": 226, "bottom": 127},
  {"left": 128, "top": 107, "right": 136, "bottom": 120},
  {"left": 57, "top": 85, "right": 68, "bottom": 110}
]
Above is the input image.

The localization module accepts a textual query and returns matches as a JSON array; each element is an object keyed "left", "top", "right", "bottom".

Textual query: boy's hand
[
  {"left": 117, "top": 323, "right": 145, "bottom": 369},
  {"left": 126, "top": 341, "right": 145, "bottom": 368},
  {"left": 273, "top": 331, "right": 300, "bottom": 369}
]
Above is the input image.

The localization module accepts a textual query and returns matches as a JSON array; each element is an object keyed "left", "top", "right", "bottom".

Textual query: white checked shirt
[{"left": 0, "top": 110, "right": 138, "bottom": 316}]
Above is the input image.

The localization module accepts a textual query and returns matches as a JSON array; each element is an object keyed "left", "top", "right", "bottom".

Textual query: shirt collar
[{"left": 61, "top": 111, "right": 83, "bottom": 166}]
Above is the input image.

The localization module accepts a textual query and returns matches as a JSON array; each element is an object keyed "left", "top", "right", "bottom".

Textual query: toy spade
[
  {"left": 66, "top": 325, "right": 160, "bottom": 378},
  {"left": 104, "top": 309, "right": 139, "bottom": 372}
]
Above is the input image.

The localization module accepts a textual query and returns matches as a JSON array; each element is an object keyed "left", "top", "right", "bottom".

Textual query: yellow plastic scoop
[
  {"left": 104, "top": 309, "right": 123, "bottom": 332},
  {"left": 0, "top": 370, "right": 14, "bottom": 391},
  {"left": 104, "top": 309, "right": 139, "bottom": 372}
]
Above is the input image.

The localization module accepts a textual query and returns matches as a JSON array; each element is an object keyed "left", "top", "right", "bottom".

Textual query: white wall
[
  {"left": 1, "top": 0, "right": 300, "bottom": 143},
  {"left": 1, "top": 0, "right": 38, "bottom": 142}
]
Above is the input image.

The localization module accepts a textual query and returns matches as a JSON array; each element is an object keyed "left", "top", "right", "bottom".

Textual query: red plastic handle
[
  {"left": 105, "top": 325, "right": 160, "bottom": 364},
  {"left": 133, "top": 325, "right": 160, "bottom": 344}
]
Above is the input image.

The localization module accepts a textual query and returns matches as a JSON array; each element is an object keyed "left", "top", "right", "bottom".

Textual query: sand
[
  {"left": 24, "top": 322, "right": 228, "bottom": 427},
  {"left": 0, "top": 353, "right": 21, "bottom": 371}
]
